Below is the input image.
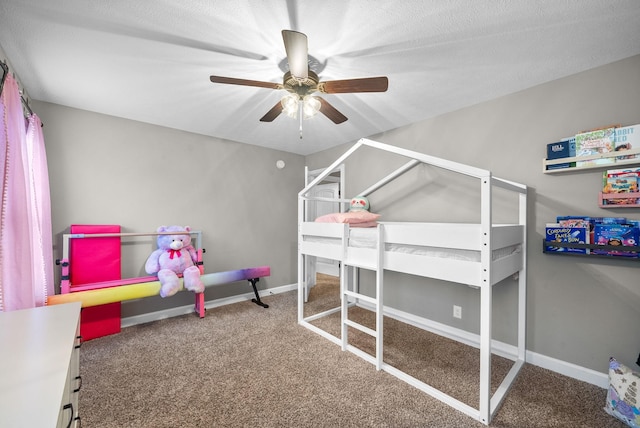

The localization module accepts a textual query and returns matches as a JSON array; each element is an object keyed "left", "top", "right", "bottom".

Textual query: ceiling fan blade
[
  {"left": 317, "top": 97, "right": 348, "bottom": 124},
  {"left": 210, "top": 76, "right": 282, "bottom": 90},
  {"left": 319, "top": 76, "right": 389, "bottom": 94},
  {"left": 282, "top": 30, "right": 308, "bottom": 80},
  {"left": 259, "top": 102, "right": 283, "bottom": 122}
]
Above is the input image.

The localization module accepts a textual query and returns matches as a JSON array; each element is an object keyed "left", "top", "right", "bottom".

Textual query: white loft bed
[{"left": 297, "top": 138, "right": 527, "bottom": 425}]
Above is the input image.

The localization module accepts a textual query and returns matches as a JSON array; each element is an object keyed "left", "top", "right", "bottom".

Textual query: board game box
[
  {"left": 593, "top": 223, "right": 639, "bottom": 257},
  {"left": 545, "top": 225, "right": 590, "bottom": 254}
]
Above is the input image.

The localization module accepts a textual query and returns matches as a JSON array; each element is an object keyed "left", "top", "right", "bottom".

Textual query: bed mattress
[{"left": 303, "top": 225, "right": 521, "bottom": 262}]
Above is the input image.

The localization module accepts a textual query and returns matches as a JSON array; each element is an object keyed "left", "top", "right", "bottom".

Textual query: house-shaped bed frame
[{"left": 297, "top": 138, "right": 527, "bottom": 425}]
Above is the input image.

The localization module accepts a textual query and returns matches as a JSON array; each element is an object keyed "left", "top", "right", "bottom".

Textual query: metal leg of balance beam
[
  {"left": 195, "top": 277, "right": 267, "bottom": 315},
  {"left": 249, "top": 278, "right": 268, "bottom": 308}
]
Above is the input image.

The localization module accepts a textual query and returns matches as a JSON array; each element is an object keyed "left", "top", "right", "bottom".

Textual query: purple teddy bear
[{"left": 145, "top": 225, "right": 204, "bottom": 297}]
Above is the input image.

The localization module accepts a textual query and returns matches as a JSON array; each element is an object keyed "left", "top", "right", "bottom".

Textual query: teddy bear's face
[{"left": 156, "top": 225, "right": 192, "bottom": 250}]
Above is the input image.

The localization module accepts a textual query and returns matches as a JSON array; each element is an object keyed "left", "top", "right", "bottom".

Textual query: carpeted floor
[{"left": 79, "top": 275, "right": 624, "bottom": 427}]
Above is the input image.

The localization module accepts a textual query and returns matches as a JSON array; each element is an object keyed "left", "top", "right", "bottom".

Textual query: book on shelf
[
  {"left": 575, "top": 127, "right": 616, "bottom": 167},
  {"left": 601, "top": 168, "right": 640, "bottom": 205},
  {"left": 603, "top": 176, "right": 637, "bottom": 193},
  {"left": 604, "top": 167, "right": 640, "bottom": 178},
  {"left": 614, "top": 124, "right": 640, "bottom": 161},
  {"left": 546, "top": 137, "right": 576, "bottom": 170}
]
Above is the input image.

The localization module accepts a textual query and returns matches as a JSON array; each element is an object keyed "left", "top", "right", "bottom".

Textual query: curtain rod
[
  {"left": 21, "top": 95, "right": 33, "bottom": 116},
  {"left": 0, "top": 58, "right": 43, "bottom": 126},
  {"left": 0, "top": 60, "right": 8, "bottom": 97}
]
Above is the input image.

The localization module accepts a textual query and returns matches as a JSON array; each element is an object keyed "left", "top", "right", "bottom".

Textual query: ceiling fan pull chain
[{"left": 299, "top": 102, "right": 303, "bottom": 139}]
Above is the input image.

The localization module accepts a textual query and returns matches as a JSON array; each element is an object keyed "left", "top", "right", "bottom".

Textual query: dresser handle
[
  {"left": 63, "top": 403, "right": 74, "bottom": 428},
  {"left": 75, "top": 335, "right": 83, "bottom": 349},
  {"left": 73, "top": 375, "right": 82, "bottom": 393}
]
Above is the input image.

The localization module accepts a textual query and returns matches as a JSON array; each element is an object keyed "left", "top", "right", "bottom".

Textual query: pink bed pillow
[{"left": 315, "top": 211, "right": 380, "bottom": 225}]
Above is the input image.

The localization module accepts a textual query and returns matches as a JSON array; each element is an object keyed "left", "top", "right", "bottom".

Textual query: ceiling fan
[{"left": 210, "top": 30, "right": 388, "bottom": 127}]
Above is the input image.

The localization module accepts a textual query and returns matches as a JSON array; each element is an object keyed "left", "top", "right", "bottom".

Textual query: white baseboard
[
  {"left": 357, "top": 301, "right": 609, "bottom": 389},
  {"left": 525, "top": 351, "right": 609, "bottom": 389},
  {"left": 120, "top": 283, "right": 297, "bottom": 328}
]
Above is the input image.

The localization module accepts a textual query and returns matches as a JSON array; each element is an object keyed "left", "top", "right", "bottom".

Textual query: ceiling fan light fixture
[
  {"left": 302, "top": 95, "right": 321, "bottom": 119},
  {"left": 281, "top": 94, "right": 299, "bottom": 118},
  {"left": 281, "top": 94, "right": 321, "bottom": 120}
]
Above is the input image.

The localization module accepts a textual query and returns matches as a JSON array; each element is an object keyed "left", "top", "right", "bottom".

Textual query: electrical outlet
[{"left": 453, "top": 305, "right": 462, "bottom": 319}]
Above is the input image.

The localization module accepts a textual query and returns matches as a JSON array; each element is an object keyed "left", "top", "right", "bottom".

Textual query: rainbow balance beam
[{"left": 48, "top": 266, "right": 271, "bottom": 318}]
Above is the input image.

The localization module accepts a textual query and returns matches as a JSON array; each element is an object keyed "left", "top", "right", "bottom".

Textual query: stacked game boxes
[
  {"left": 602, "top": 167, "right": 640, "bottom": 206},
  {"left": 545, "top": 216, "right": 639, "bottom": 257}
]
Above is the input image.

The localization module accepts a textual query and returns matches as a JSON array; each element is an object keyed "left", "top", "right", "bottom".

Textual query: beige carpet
[{"left": 79, "top": 275, "right": 624, "bottom": 427}]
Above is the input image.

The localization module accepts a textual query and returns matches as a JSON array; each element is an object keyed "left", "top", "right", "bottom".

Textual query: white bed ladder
[{"left": 341, "top": 224, "right": 385, "bottom": 370}]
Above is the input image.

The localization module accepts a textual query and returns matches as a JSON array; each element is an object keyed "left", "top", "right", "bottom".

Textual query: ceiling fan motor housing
[{"left": 283, "top": 70, "right": 319, "bottom": 98}]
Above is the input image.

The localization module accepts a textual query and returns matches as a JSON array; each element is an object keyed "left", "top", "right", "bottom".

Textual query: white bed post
[
  {"left": 341, "top": 227, "right": 349, "bottom": 352},
  {"left": 340, "top": 266, "right": 347, "bottom": 351},
  {"left": 375, "top": 223, "right": 385, "bottom": 370},
  {"left": 518, "top": 191, "right": 527, "bottom": 362},
  {"left": 479, "top": 174, "right": 492, "bottom": 425},
  {"left": 297, "top": 195, "right": 305, "bottom": 324}
]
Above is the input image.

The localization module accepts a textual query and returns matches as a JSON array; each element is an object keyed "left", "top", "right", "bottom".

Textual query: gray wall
[
  {"left": 305, "top": 55, "right": 640, "bottom": 373},
  {"left": 36, "top": 102, "right": 304, "bottom": 317}
]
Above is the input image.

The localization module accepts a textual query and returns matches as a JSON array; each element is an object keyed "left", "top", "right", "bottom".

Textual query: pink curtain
[
  {"left": 26, "top": 111, "right": 54, "bottom": 306},
  {"left": 0, "top": 74, "right": 53, "bottom": 311}
]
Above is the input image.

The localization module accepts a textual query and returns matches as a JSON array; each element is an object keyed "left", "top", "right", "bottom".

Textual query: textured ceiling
[{"left": 1, "top": 0, "right": 639, "bottom": 155}]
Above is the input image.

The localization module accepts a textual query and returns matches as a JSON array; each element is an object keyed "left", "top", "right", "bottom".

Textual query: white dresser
[{"left": 0, "top": 302, "right": 82, "bottom": 428}]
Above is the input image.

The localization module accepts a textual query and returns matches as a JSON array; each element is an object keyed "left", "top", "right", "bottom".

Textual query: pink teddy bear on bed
[{"left": 145, "top": 225, "right": 204, "bottom": 297}]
